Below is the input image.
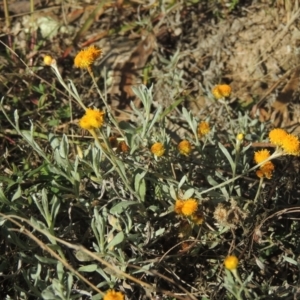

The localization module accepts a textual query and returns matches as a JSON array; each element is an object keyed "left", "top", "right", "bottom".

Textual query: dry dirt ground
[{"left": 1, "top": 1, "right": 300, "bottom": 128}]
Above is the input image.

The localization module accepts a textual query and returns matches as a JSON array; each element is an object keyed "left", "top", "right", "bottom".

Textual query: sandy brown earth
[{"left": 1, "top": 1, "right": 300, "bottom": 130}]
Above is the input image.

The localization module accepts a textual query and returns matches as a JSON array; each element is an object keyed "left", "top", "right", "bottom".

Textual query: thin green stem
[
  {"left": 89, "top": 71, "right": 126, "bottom": 141},
  {"left": 253, "top": 177, "right": 264, "bottom": 203},
  {"left": 199, "top": 150, "right": 283, "bottom": 196},
  {"left": 51, "top": 63, "right": 87, "bottom": 111},
  {"left": 232, "top": 269, "right": 253, "bottom": 299},
  {"left": 88, "top": 128, "right": 137, "bottom": 197}
]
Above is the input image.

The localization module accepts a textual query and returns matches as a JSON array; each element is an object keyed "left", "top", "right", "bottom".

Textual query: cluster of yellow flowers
[
  {"left": 45, "top": 47, "right": 212, "bottom": 159},
  {"left": 43, "top": 46, "right": 105, "bottom": 133},
  {"left": 254, "top": 149, "right": 274, "bottom": 179},
  {"left": 269, "top": 128, "right": 300, "bottom": 155},
  {"left": 254, "top": 128, "right": 300, "bottom": 179},
  {"left": 151, "top": 121, "right": 211, "bottom": 158}
]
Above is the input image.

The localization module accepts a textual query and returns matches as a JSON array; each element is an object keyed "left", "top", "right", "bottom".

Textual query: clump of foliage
[{"left": 1, "top": 2, "right": 300, "bottom": 300}]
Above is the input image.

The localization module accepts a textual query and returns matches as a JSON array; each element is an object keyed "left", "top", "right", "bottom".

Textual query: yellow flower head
[
  {"left": 224, "top": 255, "right": 239, "bottom": 271},
  {"left": 281, "top": 134, "right": 300, "bottom": 155},
  {"left": 79, "top": 108, "right": 105, "bottom": 130},
  {"left": 178, "top": 140, "right": 192, "bottom": 156},
  {"left": 181, "top": 198, "right": 198, "bottom": 216},
  {"left": 269, "top": 128, "right": 288, "bottom": 146},
  {"left": 254, "top": 149, "right": 270, "bottom": 164},
  {"left": 198, "top": 121, "right": 210, "bottom": 137},
  {"left": 174, "top": 199, "right": 184, "bottom": 214},
  {"left": 103, "top": 290, "right": 124, "bottom": 300},
  {"left": 117, "top": 141, "right": 130, "bottom": 153},
  {"left": 212, "top": 84, "right": 232, "bottom": 99},
  {"left": 256, "top": 161, "right": 275, "bottom": 179},
  {"left": 44, "top": 55, "right": 54, "bottom": 66},
  {"left": 74, "top": 45, "right": 102, "bottom": 71},
  {"left": 237, "top": 133, "right": 244, "bottom": 141},
  {"left": 150, "top": 142, "right": 165, "bottom": 157}
]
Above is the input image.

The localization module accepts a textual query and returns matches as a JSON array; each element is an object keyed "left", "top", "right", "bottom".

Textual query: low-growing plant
[{"left": 1, "top": 41, "right": 300, "bottom": 300}]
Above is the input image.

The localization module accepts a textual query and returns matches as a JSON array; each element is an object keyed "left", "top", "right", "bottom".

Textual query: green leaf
[
  {"left": 59, "top": 134, "right": 69, "bottom": 159},
  {"left": 155, "top": 228, "right": 165, "bottom": 237},
  {"left": 147, "top": 105, "right": 162, "bottom": 133},
  {"left": 35, "top": 255, "right": 58, "bottom": 264},
  {"left": 134, "top": 171, "right": 147, "bottom": 202},
  {"left": 182, "top": 188, "right": 194, "bottom": 199},
  {"left": 283, "top": 255, "right": 298, "bottom": 266},
  {"left": 41, "top": 289, "right": 57, "bottom": 300},
  {"left": 218, "top": 142, "right": 234, "bottom": 172},
  {"left": 50, "top": 195, "right": 60, "bottom": 225},
  {"left": 178, "top": 175, "right": 187, "bottom": 189},
  {"left": 66, "top": 273, "right": 73, "bottom": 298},
  {"left": 106, "top": 231, "right": 124, "bottom": 250},
  {"left": 11, "top": 185, "right": 22, "bottom": 201},
  {"left": 78, "top": 264, "right": 98, "bottom": 272},
  {"left": 160, "top": 97, "right": 184, "bottom": 120},
  {"left": 75, "top": 250, "right": 96, "bottom": 262},
  {"left": 0, "top": 188, "right": 12, "bottom": 207},
  {"left": 110, "top": 201, "right": 138, "bottom": 214},
  {"left": 57, "top": 262, "right": 64, "bottom": 281},
  {"left": 169, "top": 185, "right": 177, "bottom": 200},
  {"left": 91, "top": 294, "right": 103, "bottom": 300}
]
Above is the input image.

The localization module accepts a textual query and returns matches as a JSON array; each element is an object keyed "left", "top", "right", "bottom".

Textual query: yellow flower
[
  {"left": 74, "top": 45, "right": 102, "bottom": 71},
  {"left": 44, "top": 55, "right": 54, "bottom": 66},
  {"left": 178, "top": 140, "right": 192, "bottom": 156},
  {"left": 281, "top": 134, "right": 300, "bottom": 155},
  {"left": 257, "top": 161, "right": 275, "bottom": 179},
  {"left": 224, "top": 255, "right": 239, "bottom": 271},
  {"left": 269, "top": 128, "right": 288, "bottom": 146},
  {"left": 254, "top": 150, "right": 275, "bottom": 179},
  {"left": 198, "top": 121, "right": 210, "bottom": 137},
  {"left": 212, "top": 84, "right": 232, "bottom": 99},
  {"left": 79, "top": 108, "right": 105, "bottom": 130},
  {"left": 254, "top": 149, "right": 270, "bottom": 164},
  {"left": 181, "top": 198, "right": 198, "bottom": 216},
  {"left": 150, "top": 142, "right": 165, "bottom": 157},
  {"left": 237, "top": 133, "right": 244, "bottom": 141},
  {"left": 103, "top": 290, "right": 124, "bottom": 300},
  {"left": 174, "top": 199, "right": 184, "bottom": 214}
]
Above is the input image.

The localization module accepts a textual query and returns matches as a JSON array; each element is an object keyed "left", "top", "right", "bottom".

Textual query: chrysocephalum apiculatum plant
[{"left": 1, "top": 41, "right": 300, "bottom": 300}]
